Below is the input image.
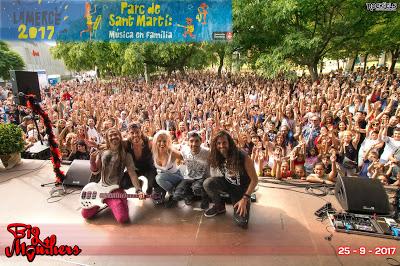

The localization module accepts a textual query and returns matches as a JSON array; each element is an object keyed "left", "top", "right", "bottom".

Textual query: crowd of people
[{"left": 1, "top": 66, "right": 400, "bottom": 224}]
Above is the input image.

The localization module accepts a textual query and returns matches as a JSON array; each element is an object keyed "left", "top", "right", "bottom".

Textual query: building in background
[{"left": 6, "top": 41, "right": 72, "bottom": 79}]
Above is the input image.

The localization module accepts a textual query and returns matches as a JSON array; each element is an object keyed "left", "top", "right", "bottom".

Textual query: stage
[{"left": 0, "top": 159, "right": 398, "bottom": 266}]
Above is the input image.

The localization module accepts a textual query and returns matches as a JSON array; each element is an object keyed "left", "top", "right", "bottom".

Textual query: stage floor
[{"left": 0, "top": 159, "right": 398, "bottom": 266}]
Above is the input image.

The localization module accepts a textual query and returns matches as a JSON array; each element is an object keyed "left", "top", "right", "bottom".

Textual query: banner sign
[{"left": 0, "top": 0, "right": 232, "bottom": 42}]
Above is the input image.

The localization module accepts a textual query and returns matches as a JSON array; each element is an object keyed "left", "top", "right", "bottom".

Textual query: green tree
[
  {"left": 92, "top": 42, "right": 128, "bottom": 77},
  {"left": 202, "top": 42, "right": 232, "bottom": 77},
  {"left": 0, "top": 42, "right": 25, "bottom": 80},
  {"left": 234, "top": 0, "right": 374, "bottom": 81},
  {"left": 52, "top": 42, "right": 211, "bottom": 77},
  {"left": 127, "top": 43, "right": 208, "bottom": 75},
  {"left": 51, "top": 42, "right": 96, "bottom": 72},
  {"left": 363, "top": 13, "right": 400, "bottom": 73}
]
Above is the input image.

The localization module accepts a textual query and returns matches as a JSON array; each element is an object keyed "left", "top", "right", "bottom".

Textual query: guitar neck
[{"left": 99, "top": 193, "right": 146, "bottom": 199}]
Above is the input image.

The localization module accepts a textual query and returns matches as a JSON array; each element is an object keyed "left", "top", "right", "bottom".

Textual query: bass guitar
[{"left": 80, "top": 176, "right": 156, "bottom": 209}]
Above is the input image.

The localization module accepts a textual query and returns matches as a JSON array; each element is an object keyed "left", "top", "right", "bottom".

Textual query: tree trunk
[
  {"left": 144, "top": 63, "right": 148, "bottom": 84},
  {"left": 320, "top": 61, "right": 323, "bottom": 73},
  {"left": 362, "top": 53, "right": 368, "bottom": 75},
  {"left": 307, "top": 63, "right": 318, "bottom": 82},
  {"left": 337, "top": 59, "right": 340, "bottom": 70},
  {"left": 96, "top": 67, "right": 101, "bottom": 78},
  {"left": 217, "top": 49, "right": 225, "bottom": 78},
  {"left": 167, "top": 68, "right": 172, "bottom": 76},
  {"left": 390, "top": 48, "right": 399, "bottom": 74},
  {"left": 179, "top": 66, "right": 186, "bottom": 76},
  {"left": 350, "top": 54, "right": 357, "bottom": 72}
]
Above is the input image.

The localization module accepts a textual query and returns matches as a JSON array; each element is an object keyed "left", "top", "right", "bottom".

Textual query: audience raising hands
[{"left": 1, "top": 67, "right": 399, "bottom": 188}]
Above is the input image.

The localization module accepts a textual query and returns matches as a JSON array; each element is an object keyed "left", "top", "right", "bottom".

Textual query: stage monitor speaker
[
  {"left": 22, "top": 141, "right": 50, "bottom": 160},
  {"left": 63, "top": 160, "right": 92, "bottom": 187},
  {"left": 9, "top": 70, "right": 41, "bottom": 106},
  {"left": 334, "top": 176, "right": 390, "bottom": 215}
]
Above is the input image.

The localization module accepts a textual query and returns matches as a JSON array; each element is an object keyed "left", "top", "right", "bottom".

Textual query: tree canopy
[
  {"left": 50, "top": 0, "right": 399, "bottom": 80},
  {"left": 0, "top": 42, "right": 25, "bottom": 80},
  {"left": 234, "top": 0, "right": 379, "bottom": 80},
  {"left": 51, "top": 42, "right": 221, "bottom": 77}
]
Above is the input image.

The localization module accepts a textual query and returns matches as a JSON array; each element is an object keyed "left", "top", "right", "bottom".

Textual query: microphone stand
[
  {"left": 31, "top": 110, "right": 44, "bottom": 145},
  {"left": 41, "top": 182, "right": 58, "bottom": 187},
  {"left": 20, "top": 92, "right": 63, "bottom": 187}
]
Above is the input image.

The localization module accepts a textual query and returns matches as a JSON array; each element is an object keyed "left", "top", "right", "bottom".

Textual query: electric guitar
[{"left": 80, "top": 176, "right": 157, "bottom": 209}]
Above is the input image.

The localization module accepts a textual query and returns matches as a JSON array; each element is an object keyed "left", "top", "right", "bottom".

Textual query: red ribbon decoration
[{"left": 26, "top": 95, "right": 65, "bottom": 183}]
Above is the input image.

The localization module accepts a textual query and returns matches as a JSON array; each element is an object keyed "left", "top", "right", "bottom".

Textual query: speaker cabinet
[
  {"left": 22, "top": 141, "right": 50, "bottom": 160},
  {"left": 9, "top": 70, "right": 41, "bottom": 106},
  {"left": 63, "top": 160, "right": 92, "bottom": 187},
  {"left": 335, "top": 176, "right": 390, "bottom": 214}
]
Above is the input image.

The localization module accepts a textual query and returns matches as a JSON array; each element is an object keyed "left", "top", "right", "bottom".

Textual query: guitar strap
[{"left": 89, "top": 172, "right": 101, "bottom": 183}]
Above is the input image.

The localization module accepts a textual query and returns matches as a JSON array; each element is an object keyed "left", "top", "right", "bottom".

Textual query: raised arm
[
  {"left": 367, "top": 161, "right": 377, "bottom": 175},
  {"left": 271, "top": 156, "right": 280, "bottom": 178},
  {"left": 90, "top": 150, "right": 102, "bottom": 173},
  {"left": 352, "top": 130, "right": 360, "bottom": 148},
  {"left": 328, "top": 153, "right": 337, "bottom": 182},
  {"left": 385, "top": 164, "right": 394, "bottom": 177},
  {"left": 289, "top": 149, "right": 297, "bottom": 172}
]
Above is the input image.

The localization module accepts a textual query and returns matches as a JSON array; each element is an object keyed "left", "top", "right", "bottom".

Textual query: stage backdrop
[{"left": 0, "top": 0, "right": 232, "bottom": 42}]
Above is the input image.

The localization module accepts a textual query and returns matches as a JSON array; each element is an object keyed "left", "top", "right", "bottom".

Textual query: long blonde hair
[
  {"left": 65, "top": 132, "right": 77, "bottom": 151},
  {"left": 152, "top": 130, "right": 172, "bottom": 162}
]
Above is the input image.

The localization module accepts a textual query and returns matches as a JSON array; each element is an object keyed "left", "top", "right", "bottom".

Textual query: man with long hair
[
  {"left": 204, "top": 131, "right": 258, "bottom": 228},
  {"left": 83, "top": 128, "right": 145, "bottom": 223}
]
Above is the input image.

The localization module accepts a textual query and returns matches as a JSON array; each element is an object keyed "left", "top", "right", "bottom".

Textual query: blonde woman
[
  {"left": 59, "top": 120, "right": 74, "bottom": 146},
  {"left": 152, "top": 130, "right": 184, "bottom": 208},
  {"left": 64, "top": 132, "right": 78, "bottom": 155},
  {"left": 53, "top": 119, "right": 66, "bottom": 139}
]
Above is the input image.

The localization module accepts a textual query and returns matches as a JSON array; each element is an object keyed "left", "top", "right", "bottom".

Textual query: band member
[
  {"left": 121, "top": 122, "right": 164, "bottom": 204},
  {"left": 152, "top": 130, "right": 184, "bottom": 208},
  {"left": 204, "top": 131, "right": 258, "bottom": 228},
  {"left": 173, "top": 131, "right": 210, "bottom": 209},
  {"left": 83, "top": 128, "right": 145, "bottom": 223}
]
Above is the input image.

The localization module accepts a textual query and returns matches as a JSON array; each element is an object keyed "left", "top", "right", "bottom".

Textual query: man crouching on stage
[
  {"left": 82, "top": 128, "right": 145, "bottom": 223},
  {"left": 173, "top": 131, "right": 211, "bottom": 209},
  {"left": 121, "top": 122, "right": 164, "bottom": 205},
  {"left": 204, "top": 131, "right": 258, "bottom": 228}
]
